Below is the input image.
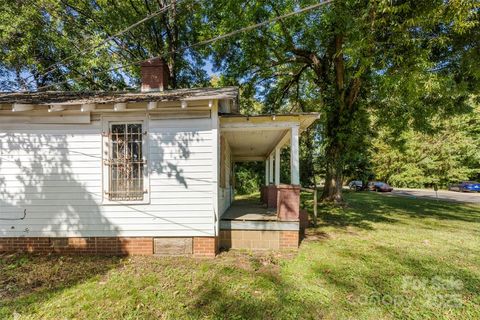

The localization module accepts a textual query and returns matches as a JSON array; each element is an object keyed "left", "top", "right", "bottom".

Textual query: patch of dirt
[
  {"left": 215, "top": 250, "right": 295, "bottom": 273},
  {"left": 0, "top": 253, "right": 123, "bottom": 302},
  {"left": 303, "top": 229, "right": 332, "bottom": 241}
]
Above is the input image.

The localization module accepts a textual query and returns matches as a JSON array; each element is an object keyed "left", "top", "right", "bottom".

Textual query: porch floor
[
  {"left": 219, "top": 198, "right": 301, "bottom": 250},
  {"left": 221, "top": 199, "right": 277, "bottom": 221}
]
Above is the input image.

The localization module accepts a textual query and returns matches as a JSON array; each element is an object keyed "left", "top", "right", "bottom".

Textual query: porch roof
[{"left": 219, "top": 113, "right": 319, "bottom": 161}]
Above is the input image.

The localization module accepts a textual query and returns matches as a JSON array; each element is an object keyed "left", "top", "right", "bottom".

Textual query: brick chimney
[{"left": 140, "top": 58, "right": 170, "bottom": 92}]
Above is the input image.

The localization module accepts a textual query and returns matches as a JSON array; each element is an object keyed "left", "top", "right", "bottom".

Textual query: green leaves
[
  {"left": 372, "top": 102, "right": 480, "bottom": 187},
  {"left": 0, "top": 0, "right": 208, "bottom": 91}
]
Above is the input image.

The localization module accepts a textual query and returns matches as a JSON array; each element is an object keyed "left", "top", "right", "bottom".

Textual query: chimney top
[{"left": 140, "top": 57, "right": 170, "bottom": 92}]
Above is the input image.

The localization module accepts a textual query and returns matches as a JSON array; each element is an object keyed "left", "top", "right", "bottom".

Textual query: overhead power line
[
  {"left": 28, "top": 0, "right": 334, "bottom": 93},
  {"left": 24, "top": 0, "right": 188, "bottom": 86}
]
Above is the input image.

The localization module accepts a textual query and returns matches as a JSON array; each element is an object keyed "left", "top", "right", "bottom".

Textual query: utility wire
[
  {"left": 23, "top": 0, "right": 188, "bottom": 87},
  {"left": 26, "top": 0, "right": 334, "bottom": 93},
  {"left": 0, "top": 209, "right": 27, "bottom": 221}
]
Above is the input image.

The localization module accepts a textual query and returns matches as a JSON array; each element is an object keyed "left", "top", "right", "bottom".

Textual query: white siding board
[
  {"left": 0, "top": 213, "right": 213, "bottom": 219},
  {"left": 0, "top": 161, "right": 102, "bottom": 169},
  {"left": 0, "top": 206, "right": 214, "bottom": 214},
  {"left": 1, "top": 167, "right": 103, "bottom": 175},
  {"left": 2, "top": 186, "right": 212, "bottom": 194},
  {"left": 0, "top": 134, "right": 102, "bottom": 142},
  {"left": 0, "top": 223, "right": 215, "bottom": 231},
  {"left": 0, "top": 230, "right": 213, "bottom": 237},
  {"left": 148, "top": 159, "right": 213, "bottom": 167},
  {"left": 0, "top": 117, "right": 216, "bottom": 237}
]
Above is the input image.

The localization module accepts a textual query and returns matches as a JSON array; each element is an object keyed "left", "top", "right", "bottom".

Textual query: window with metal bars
[{"left": 106, "top": 123, "right": 145, "bottom": 201}]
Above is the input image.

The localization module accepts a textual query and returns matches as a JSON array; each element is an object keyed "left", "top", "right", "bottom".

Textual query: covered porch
[{"left": 218, "top": 113, "right": 319, "bottom": 250}]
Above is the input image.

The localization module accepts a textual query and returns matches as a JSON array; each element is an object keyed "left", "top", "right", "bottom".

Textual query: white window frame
[{"left": 101, "top": 115, "right": 150, "bottom": 205}]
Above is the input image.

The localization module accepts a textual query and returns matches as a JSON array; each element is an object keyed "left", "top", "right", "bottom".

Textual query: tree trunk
[
  {"left": 321, "top": 142, "right": 344, "bottom": 202},
  {"left": 320, "top": 33, "right": 351, "bottom": 203}
]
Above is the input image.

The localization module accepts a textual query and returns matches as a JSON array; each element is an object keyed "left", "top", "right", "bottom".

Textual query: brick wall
[
  {"left": 277, "top": 185, "right": 300, "bottom": 221},
  {"left": 193, "top": 237, "right": 218, "bottom": 257},
  {"left": 140, "top": 57, "right": 169, "bottom": 91},
  {"left": 220, "top": 230, "right": 280, "bottom": 250},
  {"left": 279, "top": 231, "right": 299, "bottom": 249},
  {"left": 220, "top": 230, "right": 301, "bottom": 250},
  {"left": 0, "top": 234, "right": 298, "bottom": 255},
  {"left": 0, "top": 237, "right": 153, "bottom": 255}
]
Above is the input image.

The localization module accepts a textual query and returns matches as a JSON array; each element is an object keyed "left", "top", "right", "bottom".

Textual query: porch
[
  {"left": 218, "top": 113, "right": 319, "bottom": 250},
  {"left": 219, "top": 198, "right": 303, "bottom": 250}
]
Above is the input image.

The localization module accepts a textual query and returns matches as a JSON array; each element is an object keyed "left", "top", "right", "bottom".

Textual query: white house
[{"left": 0, "top": 58, "right": 319, "bottom": 256}]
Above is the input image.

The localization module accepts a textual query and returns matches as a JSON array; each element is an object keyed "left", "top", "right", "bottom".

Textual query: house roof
[{"left": 0, "top": 86, "right": 238, "bottom": 105}]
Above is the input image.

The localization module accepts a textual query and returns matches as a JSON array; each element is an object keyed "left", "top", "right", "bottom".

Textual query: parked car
[
  {"left": 348, "top": 180, "right": 364, "bottom": 191},
  {"left": 448, "top": 181, "right": 480, "bottom": 193},
  {"left": 367, "top": 181, "right": 393, "bottom": 192}
]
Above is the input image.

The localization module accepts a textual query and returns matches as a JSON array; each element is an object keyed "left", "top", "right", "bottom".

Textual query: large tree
[
  {"left": 0, "top": 0, "right": 208, "bottom": 91},
  {"left": 204, "top": 0, "right": 479, "bottom": 202}
]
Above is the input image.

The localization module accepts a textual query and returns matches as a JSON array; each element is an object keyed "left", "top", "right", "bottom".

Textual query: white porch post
[
  {"left": 269, "top": 154, "right": 274, "bottom": 184},
  {"left": 211, "top": 100, "right": 219, "bottom": 237},
  {"left": 275, "top": 147, "right": 281, "bottom": 186},
  {"left": 265, "top": 160, "right": 269, "bottom": 185},
  {"left": 290, "top": 125, "right": 300, "bottom": 185}
]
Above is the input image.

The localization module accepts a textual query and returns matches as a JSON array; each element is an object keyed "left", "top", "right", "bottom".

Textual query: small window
[{"left": 106, "top": 123, "right": 145, "bottom": 201}]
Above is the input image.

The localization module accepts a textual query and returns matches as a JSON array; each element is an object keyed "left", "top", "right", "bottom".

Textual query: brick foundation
[
  {"left": 277, "top": 185, "right": 300, "bottom": 221},
  {"left": 262, "top": 184, "right": 301, "bottom": 221},
  {"left": 0, "top": 236, "right": 220, "bottom": 257},
  {"left": 0, "top": 237, "right": 154, "bottom": 255},
  {"left": 193, "top": 237, "right": 218, "bottom": 257},
  {"left": 260, "top": 185, "right": 268, "bottom": 204},
  {"left": 220, "top": 230, "right": 301, "bottom": 250},
  {"left": 220, "top": 230, "right": 280, "bottom": 250},
  {"left": 267, "top": 185, "right": 278, "bottom": 208},
  {"left": 279, "top": 231, "right": 299, "bottom": 249}
]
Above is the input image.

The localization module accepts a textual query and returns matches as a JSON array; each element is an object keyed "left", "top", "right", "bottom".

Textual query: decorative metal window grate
[{"left": 105, "top": 123, "right": 146, "bottom": 201}]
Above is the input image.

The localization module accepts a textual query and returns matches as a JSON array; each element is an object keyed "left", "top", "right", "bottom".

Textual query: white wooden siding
[{"left": 0, "top": 117, "right": 215, "bottom": 237}]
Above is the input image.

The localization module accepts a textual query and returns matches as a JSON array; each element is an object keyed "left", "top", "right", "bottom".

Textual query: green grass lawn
[{"left": 1, "top": 192, "right": 479, "bottom": 319}]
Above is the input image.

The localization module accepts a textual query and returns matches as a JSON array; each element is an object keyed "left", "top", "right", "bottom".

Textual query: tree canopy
[{"left": 0, "top": 0, "right": 208, "bottom": 91}]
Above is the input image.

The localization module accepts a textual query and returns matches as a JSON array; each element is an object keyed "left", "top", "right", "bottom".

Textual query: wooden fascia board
[
  {"left": 0, "top": 113, "right": 90, "bottom": 124},
  {"left": 232, "top": 156, "right": 267, "bottom": 162},
  {"left": 220, "top": 121, "right": 299, "bottom": 131}
]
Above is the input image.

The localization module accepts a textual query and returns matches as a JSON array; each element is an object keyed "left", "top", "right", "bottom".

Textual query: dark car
[
  {"left": 367, "top": 181, "right": 393, "bottom": 192},
  {"left": 448, "top": 181, "right": 480, "bottom": 193},
  {"left": 348, "top": 180, "right": 364, "bottom": 191}
]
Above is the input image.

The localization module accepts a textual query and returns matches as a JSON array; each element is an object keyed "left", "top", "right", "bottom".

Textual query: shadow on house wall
[
  {"left": 0, "top": 118, "right": 215, "bottom": 252},
  {"left": 0, "top": 129, "right": 118, "bottom": 253}
]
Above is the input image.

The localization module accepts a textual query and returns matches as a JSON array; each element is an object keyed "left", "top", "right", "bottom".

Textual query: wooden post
[
  {"left": 269, "top": 154, "right": 274, "bottom": 184},
  {"left": 275, "top": 147, "right": 280, "bottom": 186},
  {"left": 290, "top": 125, "right": 300, "bottom": 185},
  {"left": 265, "top": 160, "right": 269, "bottom": 186},
  {"left": 211, "top": 100, "right": 219, "bottom": 237}
]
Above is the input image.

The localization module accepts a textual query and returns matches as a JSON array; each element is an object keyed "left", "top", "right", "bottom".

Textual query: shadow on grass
[
  {"left": 185, "top": 254, "right": 321, "bottom": 319},
  {"left": 302, "top": 191, "right": 480, "bottom": 231},
  {"left": 0, "top": 253, "right": 122, "bottom": 316},
  {"left": 310, "top": 244, "right": 480, "bottom": 310}
]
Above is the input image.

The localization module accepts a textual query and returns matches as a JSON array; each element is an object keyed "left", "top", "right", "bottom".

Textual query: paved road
[{"left": 386, "top": 188, "right": 480, "bottom": 204}]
